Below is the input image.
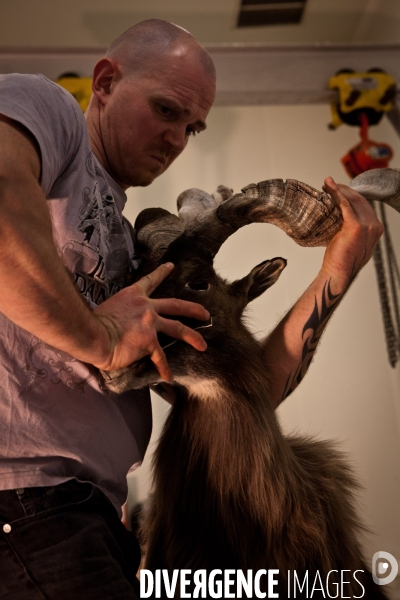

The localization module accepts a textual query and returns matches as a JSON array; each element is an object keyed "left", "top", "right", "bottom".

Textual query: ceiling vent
[{"left": 237, "top": 0, "right": 308, "bottom": 27}]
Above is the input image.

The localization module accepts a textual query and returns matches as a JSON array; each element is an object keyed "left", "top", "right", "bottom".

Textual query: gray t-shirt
[{"left": 0, "top": 73, "right": 152, "bottom": 516}]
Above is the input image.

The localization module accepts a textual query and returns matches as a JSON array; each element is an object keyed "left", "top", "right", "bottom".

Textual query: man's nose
[{"left": 163, "top": 124, "right": 188, "bottom": 154}]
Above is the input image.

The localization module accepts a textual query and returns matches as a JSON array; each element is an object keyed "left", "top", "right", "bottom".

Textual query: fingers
[
  {"left": 323, "top": 176, "right": 382, "bottom": 228},
  {"left": 323, "top": 177, "right": 359, "bottom": 219},
  {"left": 157, "top": 315, "right": 207, "bottom": 351},
  {"left": 149, "top": 345, "right": 173, "bottom": 383},
  {"left": 136, "top": 263, "right": 210, "bottom": 321},
  {"left": 95, "top": 261, "right": 210, "bottom": 378},
  {"left": 336, "top": 182, "right": 380, "bottom": 222},
  {"left": 154, "top": 297, "right": 210, "bottom": 321},
  {"left": 146, "top": 315, "right": 207, "bottom": 383},
  {"left": 150, "top": 314, "right": 208, "bottom": 383},
  {"left": 320, "top": 176, "right": 383, "bottom": 280},
  {"left": 136, "top": 262, "right": 175, "bottom": 296},
  {"left": 136, "top": 265, "right": 210, "bottom": 321}
]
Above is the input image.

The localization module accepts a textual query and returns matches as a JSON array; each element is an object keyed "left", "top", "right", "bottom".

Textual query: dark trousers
[{"left": 0, "top": 480, "right": 140, "bottom": 599}]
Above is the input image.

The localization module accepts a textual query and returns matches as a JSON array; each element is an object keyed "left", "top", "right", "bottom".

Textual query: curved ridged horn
[
  {"left": 179, "top": 179, "right": 343, "bottom": 257},
  {"left": 134, "top": 207, "right": 184, "bottom": 262},
  {"left": 136, "top": 169, "right": 400, "bottom": 266},
  {"left": 349, "top": 168, "right": 400, "bottom": 210}
]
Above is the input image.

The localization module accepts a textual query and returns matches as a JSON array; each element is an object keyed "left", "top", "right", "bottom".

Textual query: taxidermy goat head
[
  {"left": 100, "top": 169, "right": 398, "bottom": 599},
  {"left": 102, "top": 167, "right": 400, "bottom": 394},
  {"left": 102, "top": 178, "right": 341, "bottom": 392}
]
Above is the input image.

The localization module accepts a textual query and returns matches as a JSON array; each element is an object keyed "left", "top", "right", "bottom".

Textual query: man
[{"left": 0, "top": 18, "right": 381, "bottom": 600}]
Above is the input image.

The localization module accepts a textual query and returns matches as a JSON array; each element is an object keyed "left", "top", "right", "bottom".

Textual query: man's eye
[{"left": 158, "top": 105, "right": 173, "bottom": 117}]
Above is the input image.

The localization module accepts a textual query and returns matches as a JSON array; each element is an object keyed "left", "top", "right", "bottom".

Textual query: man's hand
[
  {"left": 93, "top": 262, "right": 209, "bottom": 382},
  {"left": 262, "top": 176, "right": 383, "bottom": 408},
  {"left": 321, "top": 176, "right": 383, "bottom": 289}
]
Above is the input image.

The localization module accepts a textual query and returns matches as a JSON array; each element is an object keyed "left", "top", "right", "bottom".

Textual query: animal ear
[{"left": 241, "top": 257, "right": 287, "bottom": 302}]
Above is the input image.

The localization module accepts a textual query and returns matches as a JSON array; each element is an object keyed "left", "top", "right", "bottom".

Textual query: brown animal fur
[{"left": 104, "top": 210, "right": 387, "bottom": 600}]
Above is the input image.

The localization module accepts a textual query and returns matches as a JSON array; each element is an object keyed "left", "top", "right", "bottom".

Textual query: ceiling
[{"left": 0, "top": 0, "right": 399, "bottom": 49}]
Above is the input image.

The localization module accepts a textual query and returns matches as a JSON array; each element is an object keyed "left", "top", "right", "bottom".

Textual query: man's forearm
[
  {"left": 261, "top": 177, "right": 383, "bottom": 410},
  {"left": 261, "top": 262, "right": 359, "bottom": 408},
  {"left": 0, "top": 173, "right": 209, "bottom": 380},
  {"left": 0, "top": 172, "right": 110, "bottom": 365}
]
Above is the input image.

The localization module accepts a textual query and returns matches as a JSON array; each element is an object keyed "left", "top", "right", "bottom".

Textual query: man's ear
[
  {"left": 232, "top": 257, "right": 287, "bottom": 303},
  {"left": 91, "top": 58, "right": 121, "bottom": 106}
]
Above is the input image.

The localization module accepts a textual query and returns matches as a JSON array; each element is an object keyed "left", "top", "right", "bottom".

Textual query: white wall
[
  {"left": 1, "top": 0, "right": 400, "bottom": 46},
  {"left": 124, "top": 103, "right": 400, "bottom": 593}
]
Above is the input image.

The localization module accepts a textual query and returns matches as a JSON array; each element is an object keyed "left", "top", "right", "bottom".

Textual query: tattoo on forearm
[{"left": 281, "top": 258, "right": 361, "bottom": 402}]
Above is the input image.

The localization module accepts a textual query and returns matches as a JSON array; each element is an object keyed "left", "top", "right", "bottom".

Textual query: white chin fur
[{"left": 175, "top": 376, "right": 224, "bottom": 402}]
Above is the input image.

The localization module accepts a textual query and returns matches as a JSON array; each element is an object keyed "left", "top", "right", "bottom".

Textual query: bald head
[
  {"left": 105, "top": 19, "right": 216, "bottom": 81},
  {"left": 87, "top": 19, "right": 216, "bottom": 189}
]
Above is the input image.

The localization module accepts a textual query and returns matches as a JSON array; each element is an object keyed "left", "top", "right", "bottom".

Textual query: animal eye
[{"left": 185, "top": 282, "right": 210, "bottom": 291}]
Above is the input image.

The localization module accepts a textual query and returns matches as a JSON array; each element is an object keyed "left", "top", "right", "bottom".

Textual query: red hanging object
[{"left": 341, "top": 113, "right": 393, "bottom": 178}]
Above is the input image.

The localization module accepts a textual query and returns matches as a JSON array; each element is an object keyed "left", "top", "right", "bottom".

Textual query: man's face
[{"left": 100, "top": 48, "right": 216, "bottom": 189}]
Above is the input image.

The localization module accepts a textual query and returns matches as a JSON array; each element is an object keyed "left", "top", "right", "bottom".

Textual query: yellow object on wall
[
  {"left": 328, "top": 70, "right": 396, "bottom": 129},
  {"left": 56, "top": 76, "right": 93, "bottom": 112}
]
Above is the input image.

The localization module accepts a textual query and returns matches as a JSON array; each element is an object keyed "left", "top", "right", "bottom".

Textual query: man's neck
[{"left": 84, "top": 105, "right": 128, "bottom": 191}]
